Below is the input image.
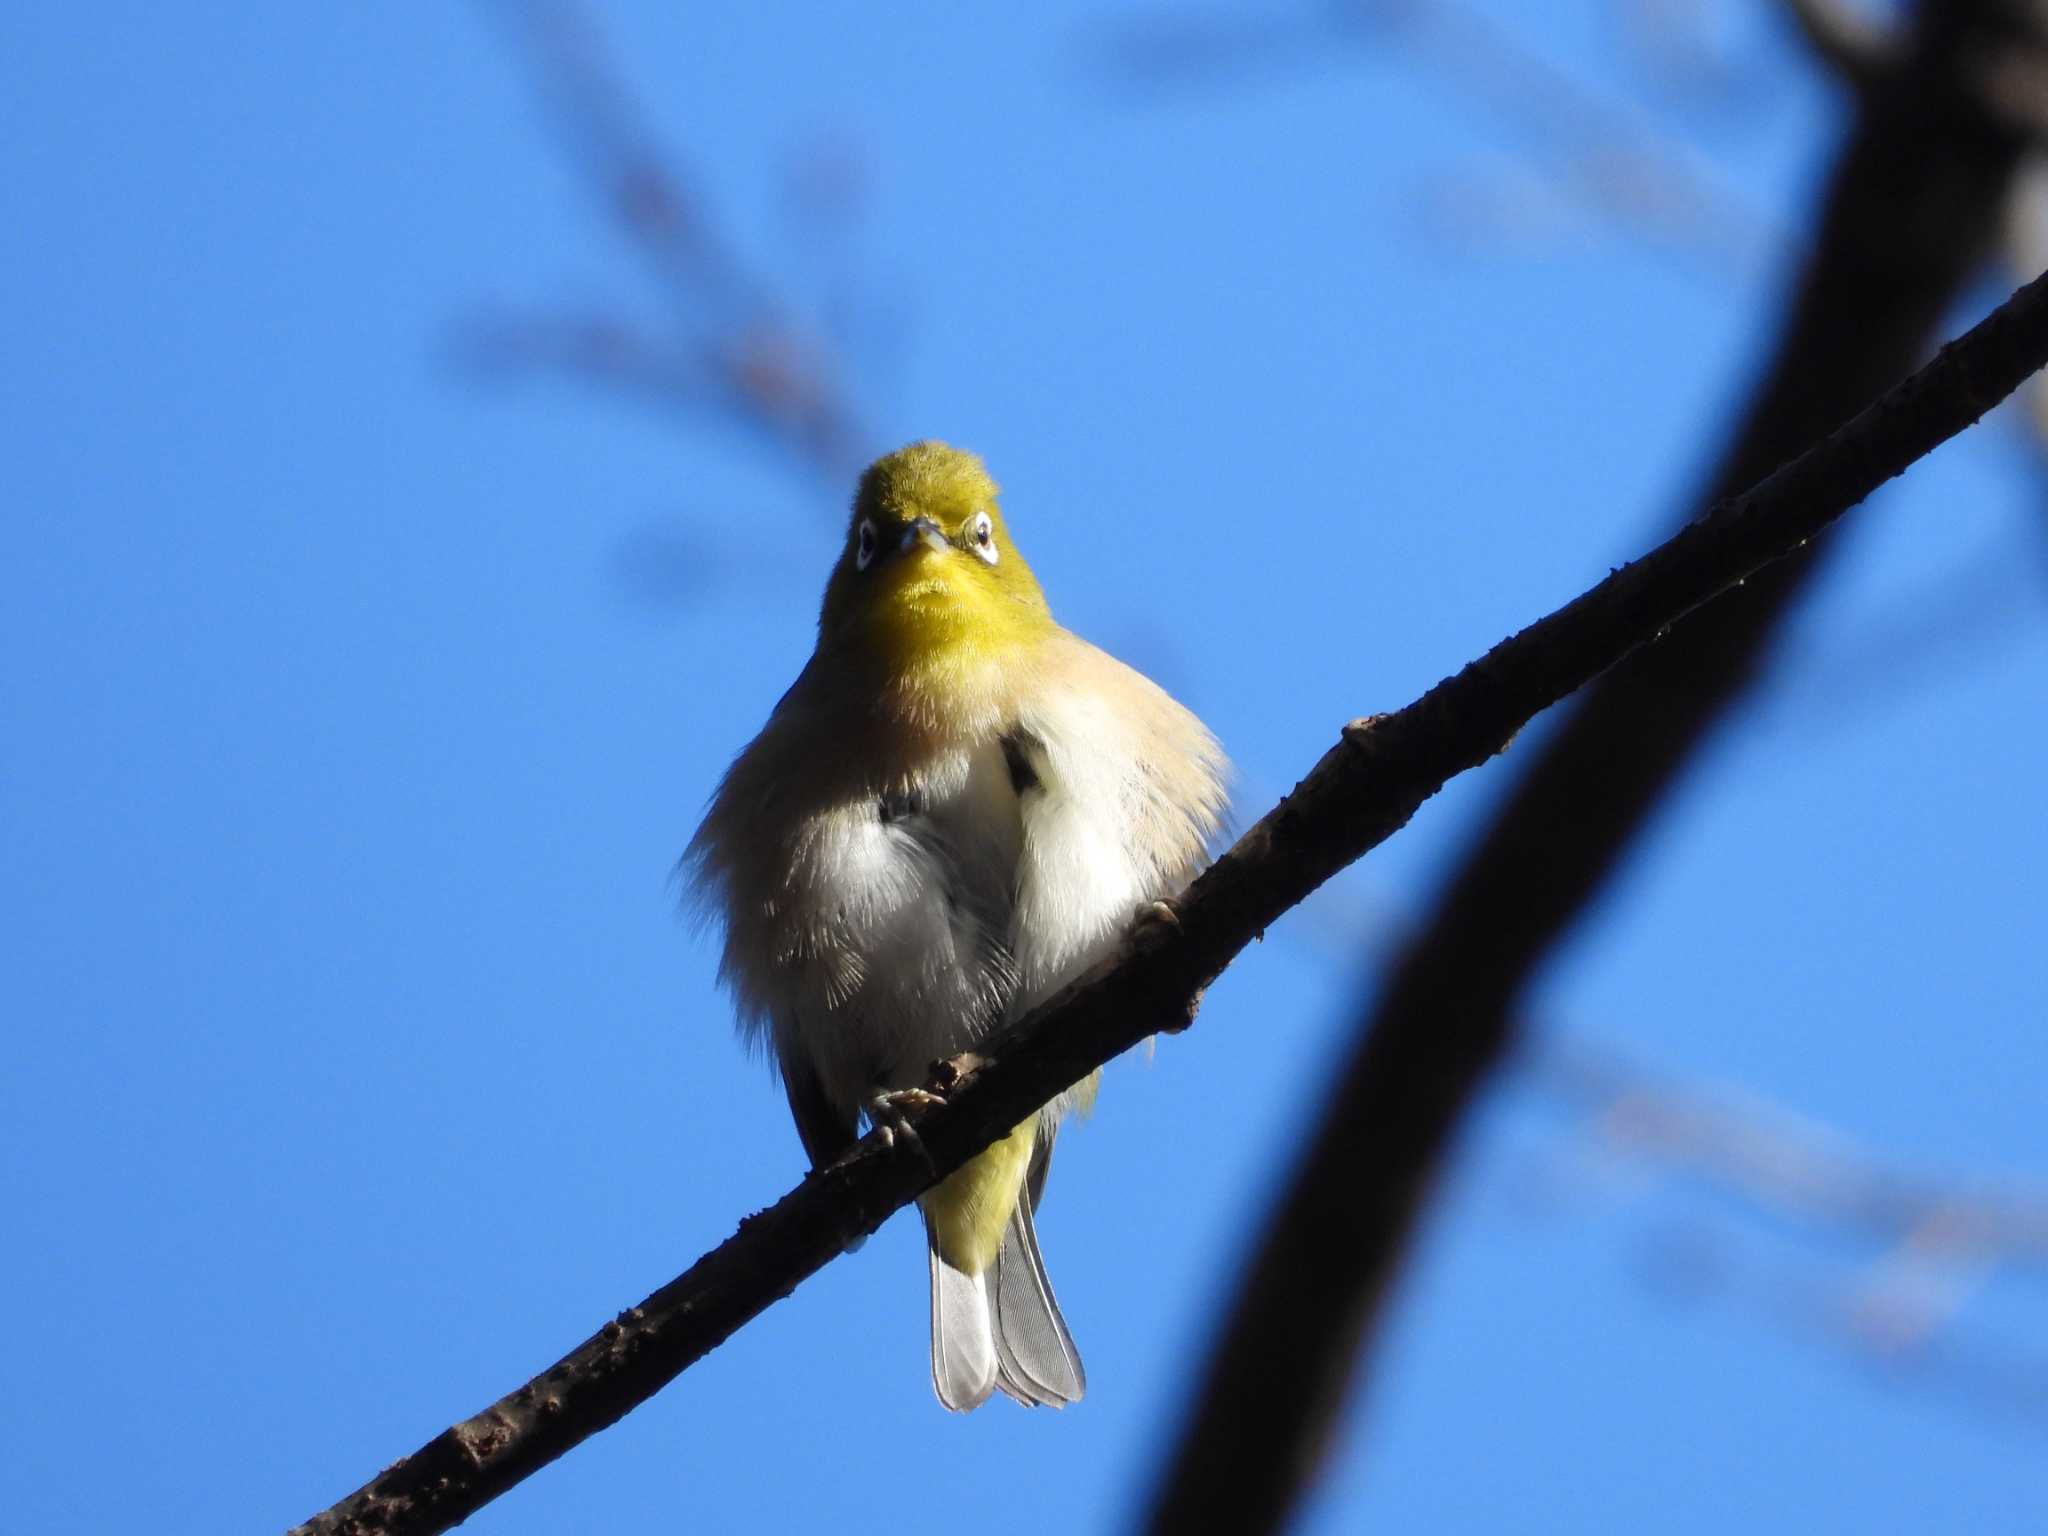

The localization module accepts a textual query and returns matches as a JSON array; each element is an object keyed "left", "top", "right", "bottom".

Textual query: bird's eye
[
  {"left": 969, "top": 511, "right": 998, "bottom": 566},
  {"left": 855, "top": 519, "right": 878, "bottom": 571}
]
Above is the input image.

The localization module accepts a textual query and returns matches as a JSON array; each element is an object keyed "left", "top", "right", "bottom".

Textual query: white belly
[{"left": 768, "top": 737, "right": 1024, "bottom": 1120}]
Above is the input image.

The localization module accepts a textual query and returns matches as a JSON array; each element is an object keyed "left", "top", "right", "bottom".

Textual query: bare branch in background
[
  {"left": 1962, "top": 24, "right": 2048, "bottom": 143},
  {"left": 1777, "top": 0, "right": 1903, "bottom": 92},
  {"left": 292, "top": 263, "right": 2048, "bottom": 1536},
  {"left": 1096, "top": 0, "right": 1784, "bottom": 283},
  {"left": 459, "top": 0, "right": 872, "bottom": 485},
  {"left": 1266, "top": 791, "right": 2048, "bottom": 1424},
  {"left": 1391, "top": 0, "right": 1783, "bottom": 278},
  {"left": 1271, "top": 858, "right": 2048, "bottom": 1429},
  {"left": 1616, "top": 0, "right": 1750, "bottom": 98},
  {"left": 1511, "top": 1037, "right": 2048, "bottom": 1428},
  {"left": 1148, "top": 4, "right": 2039, "bottom": 1531},
  {"left": 1530, "top": 1038, "right": 2048, "bottom": 1309}
]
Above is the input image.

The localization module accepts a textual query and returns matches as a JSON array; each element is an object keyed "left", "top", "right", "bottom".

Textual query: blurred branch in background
[
  {"left": 454, "top": 0, "right": 875, "bottom": 489},
  {"left": 1098, "top": 0, "right": 2048, "bottom": 495},
  {"left": 1150, "top": 2, "right": 2044, "bottom": 1530},
  {"left": 1387, "top": 0, "right": 1781, "bottom": 280},
  {"left": 1094, "top": 0, "right": 1783, "bottom": 284},
  {"left": 291, "top": 264, "right": 2048, "bottom": 1536},
  {"left": 1279, "top": 852, "right": 2048, "bottom": 1437},
  {"left": 1773, "top": 0, "right": 1904, "bottom": 90},
  {"left": 1518, "top": 1037, "right": 2048, "bottom": 1416},
  {"left": 1101, "top": 0, "right": 2048, "bottom": 702},
  {"left": 1612, "top": 0, "right": 1884, "bottom": 99}
]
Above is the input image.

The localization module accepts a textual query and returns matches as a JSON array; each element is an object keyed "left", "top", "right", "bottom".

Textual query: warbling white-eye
[{"left": 686, "top": 441, "right": 1227, "bottom": 1410}]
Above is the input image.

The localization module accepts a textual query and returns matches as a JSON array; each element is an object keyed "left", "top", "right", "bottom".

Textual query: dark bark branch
[
  {"left": 1146, "top": 4, "right": 2035, "bottom": 1530},
  {"left": 292, "top": 262, "right": 2048, "bottom": 1536}
]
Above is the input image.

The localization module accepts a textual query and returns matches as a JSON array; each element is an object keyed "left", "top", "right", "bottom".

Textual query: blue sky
[{"left": 5, "top": 3, "right": 2046, "bottom": 1532}]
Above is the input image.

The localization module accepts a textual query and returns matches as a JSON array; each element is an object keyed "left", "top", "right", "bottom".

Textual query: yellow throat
[{"left": 817, "top": 442, "right": 1057, "bottom": 697}]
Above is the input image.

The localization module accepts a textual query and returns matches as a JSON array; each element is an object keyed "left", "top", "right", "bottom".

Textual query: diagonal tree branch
[
  {"left": 1146, "top": 3, "right": 2038, "bottom": 1530},
  {"left": 292, "top": 264, "right": 2048, "bottom": 1536}
]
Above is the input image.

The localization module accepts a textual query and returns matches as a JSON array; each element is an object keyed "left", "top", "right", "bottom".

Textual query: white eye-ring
[
  {"left": 969, "top": 510, "right": 998, "bottom": 566},
  {"left": 855, "top": 518, "right": 878, "bottom": 571}
]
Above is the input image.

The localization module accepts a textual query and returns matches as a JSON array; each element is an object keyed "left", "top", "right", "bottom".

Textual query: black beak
[{"left": 900, "top": 516, "right": 949, "bottom": 555}]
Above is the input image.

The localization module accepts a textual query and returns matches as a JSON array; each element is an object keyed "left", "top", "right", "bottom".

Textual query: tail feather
[
  {"left": 991, "top": 1194, "right": 1086, "bottom": 1407},
  {"left": 927, "top": 1214, "right": 999, "bottom": 1412}
]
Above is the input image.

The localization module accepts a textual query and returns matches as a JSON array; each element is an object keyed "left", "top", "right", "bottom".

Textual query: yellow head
[{"left": 818, "top": 442, "right": 1054, "bottom": 675}]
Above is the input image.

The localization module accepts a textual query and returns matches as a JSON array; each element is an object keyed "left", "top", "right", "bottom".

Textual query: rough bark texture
[
  {"left": 1147, "top": 5, "right": 2035, "bottom": 1532},
  {"left": 292, "top": 255, "right": 2048, "bottom": 1536}
]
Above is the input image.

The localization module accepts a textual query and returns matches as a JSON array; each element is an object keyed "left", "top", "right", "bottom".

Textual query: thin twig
[{"left": 293, "top": 265, "right": 2048, "bottom": 1536}]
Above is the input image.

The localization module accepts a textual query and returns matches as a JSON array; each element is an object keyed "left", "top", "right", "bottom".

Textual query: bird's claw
[
  {"left": 1127, "top": 898, "right": 1182, "bottom": 954},
  {"left": 867, "top": 1087, "right": 945, "bottom": 1170}
]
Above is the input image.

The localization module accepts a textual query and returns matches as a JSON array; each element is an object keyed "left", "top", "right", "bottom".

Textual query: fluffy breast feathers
[{"left": 684, "top": 626, "right": 1227, "bottom": 1124}]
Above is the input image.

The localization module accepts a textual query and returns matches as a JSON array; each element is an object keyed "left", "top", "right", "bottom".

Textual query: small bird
[{"left": 686, "top": 441, "right": 1227, "bottom": 1410}]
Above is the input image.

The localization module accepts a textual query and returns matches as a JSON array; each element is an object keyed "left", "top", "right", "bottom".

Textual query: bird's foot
[
  {"left": 866, "top": 1087, "right": 945, "bottom": 1168},
  {"left": 1127, "top": 898, "right": 1182, "bottom": 954},
  {"left": 1128, "top": 899, "right": 1203, "bottom": 1033}
]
